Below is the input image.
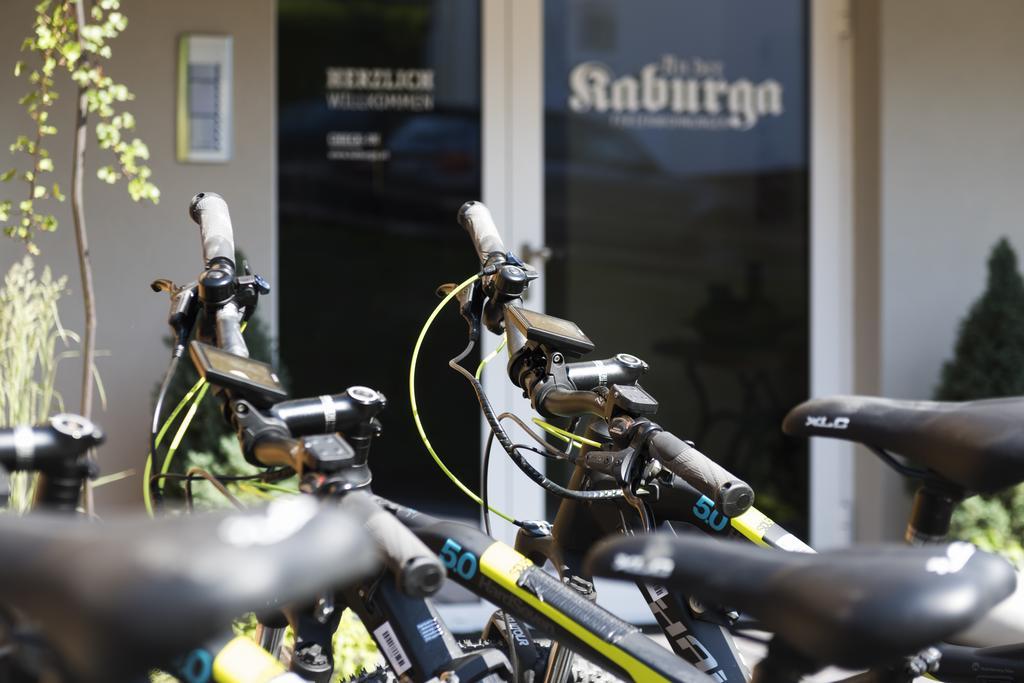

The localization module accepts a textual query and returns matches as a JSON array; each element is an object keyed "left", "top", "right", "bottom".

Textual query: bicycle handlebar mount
[
  {"left": 454, "top": 199, "right": 756, "bottom": 517},
  {"left": 171, "top": 192, "right": 446, "bottom": 599}
]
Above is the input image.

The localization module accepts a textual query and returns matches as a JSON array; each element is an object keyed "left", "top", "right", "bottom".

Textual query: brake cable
[
  {"left": 474, "top": 334, "right": 506, "bottom": 380},
  {"left": 158, "top": 381, "right": 212, "bottom": 485},
  {"left": 410, "top": 274, "right": 520, "bottom": 525},
  {"left": 449, "top": 341, "right": 624, "bottom": 502},
  {"left": 532, "top": 418, "right": 602, "bottom": 450},
  {"left": 428, "top": 275, "right": 624, "bottom": 502},
  {"left": 144, "top": 321, "right": 248, "bottom": 517},
  {"left": 143, "top": 373, "right": 205, "bottom": 516}
]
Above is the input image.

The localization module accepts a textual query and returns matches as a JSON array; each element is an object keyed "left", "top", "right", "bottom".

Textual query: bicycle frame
[
  {"left": 380, "top": 498, "right": 710, "bottom": 683},
  {"left": 499, "top": 415, "right": 816, "bottom": 683}
]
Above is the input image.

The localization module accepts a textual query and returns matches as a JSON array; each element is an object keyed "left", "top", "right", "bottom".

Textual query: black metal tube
[
  {"left": 905, "top": 485, "right": 962, "bottom": 545},
  {"left": 565, "top": 353, "right": 648, "bottom": 391}
]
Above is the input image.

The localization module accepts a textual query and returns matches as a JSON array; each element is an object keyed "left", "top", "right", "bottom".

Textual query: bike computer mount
[{"left": 189, "top": 340, "right": 288, "bottom": 407}]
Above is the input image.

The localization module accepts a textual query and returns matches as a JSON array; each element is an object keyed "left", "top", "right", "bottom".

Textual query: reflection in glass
[
  {"left": 544, "top": 0, "right": 809, "bottom": 532},
  {"left": 278, "top": 0, "right": 482, "bottom": 518}
]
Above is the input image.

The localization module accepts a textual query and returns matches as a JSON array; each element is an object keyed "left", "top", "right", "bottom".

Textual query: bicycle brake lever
[
  {"left": 150, "top": 278, "right": 174, "bottom": 293},
  {"left": 151, "top": 279, "right": 200, "bottom": 354},
  {"left": 436, "top": 280, "right": 484, "bottom": 341}
]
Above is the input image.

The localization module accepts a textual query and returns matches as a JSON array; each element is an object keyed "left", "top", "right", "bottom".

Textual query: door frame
[{"left": 438, "top": 0, "right": 548, "bottom": 632}]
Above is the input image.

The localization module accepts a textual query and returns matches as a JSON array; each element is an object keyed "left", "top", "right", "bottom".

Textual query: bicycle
[
  {"left": 413, "top": 200, "right": 825, "bottom": 682},
  {"left": 147, "top": 192, "right": 715, "bottom": 683},
  {"left": 0, "top": 443, "right": 380, "bottom": 682},
  {"left": 782, "top": 394, "right": 1024, "bottom": 681},
  {"left": 584, "top": 531, "right": 1016, "bottom": 682}
]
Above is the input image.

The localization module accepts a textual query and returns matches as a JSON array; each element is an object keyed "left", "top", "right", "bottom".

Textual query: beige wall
[
  {"left": 850, "top": 0, "right": 1024, "bottom": 540},
  {"left": 0, "top": 0, "right": 276, "bottom": 508},
  {"left": 881, "top": 0, "right": 1024, "bottom": 401}
]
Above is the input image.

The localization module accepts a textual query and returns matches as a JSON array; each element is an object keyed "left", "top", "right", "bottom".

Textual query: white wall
[
  {"left": 851, "top": 0, "right": 1024, "bottom": 541},
  {"left": 0, "top": 0, "right": 276, "bottom": 509},
  {"left": 881, "top": 0, "right": 1024, "bottom": 401}
]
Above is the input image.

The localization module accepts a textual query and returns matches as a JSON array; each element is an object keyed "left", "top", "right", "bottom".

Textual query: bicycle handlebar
[
  {"left": 648, "top": 430, "right": 754, "bottom": 518},
  {"left": 340, "top": 491, "right": 445, "bottom": 598},
  {"left": 458, "top": 200, "right": 506, "bottom": 264},
  {"left": 187, "top": 192, "right": 249, "bottom": 357},
  {"left": 188, "top": 192, "right": 235, "bottom": 266}
]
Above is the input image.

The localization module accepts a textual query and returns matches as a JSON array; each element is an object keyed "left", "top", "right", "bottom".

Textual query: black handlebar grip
[
  {"left": 457, "top": 201, "right": 506, "bottom": 264},
  {"left": 188, "top": 192, "right": 235, "bottom": 266},
  {"left": 340, "top": 491, "right": 446, "bottom": 598},
  {"left": 649, "top": 430, "right": 754, "bottom": 518}
]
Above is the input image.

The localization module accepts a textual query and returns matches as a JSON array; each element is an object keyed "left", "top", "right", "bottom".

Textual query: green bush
[{"left": 939, "top": 238, "right": 1024, "bottom": 567}]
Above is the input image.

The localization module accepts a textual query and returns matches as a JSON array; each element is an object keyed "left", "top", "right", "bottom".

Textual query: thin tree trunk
[{"left": 71, "top": 0, "right": 96, "bottom": 516}]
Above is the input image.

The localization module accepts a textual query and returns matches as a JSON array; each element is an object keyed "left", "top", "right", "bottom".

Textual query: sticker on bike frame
[
  {"left": 645, "top": 586, "right": 729, "bottom": 682},
  {"left": 416, "top": 617, "right": 444, "bottom": 643},
  {"left": 374, "top": 621, "right": 412, "bottom": 675},
  {"left": 646, "top": 583, "right": 669, "bottom": 602},
  {"left": 731, "top": 506, "right": 815, "bottom": 553},
  {"left": 439, "top": 537, "right": 479, "bottom": 579},
  {"left": 692, "top": 495, "right": 729, "bottom": 531},
  {"left": 176, "top": 648, "right": 213, "bottom": 683}
]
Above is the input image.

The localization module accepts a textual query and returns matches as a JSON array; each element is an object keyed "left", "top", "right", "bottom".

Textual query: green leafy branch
[{"left": 0, "top": 0, "right": 159, "bottom": 254}]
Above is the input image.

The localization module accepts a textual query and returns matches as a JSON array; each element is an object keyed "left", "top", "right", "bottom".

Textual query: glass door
[
  {"left": 278, "top": 0, "right": 484, "bottom": 524},
  {"left": 277, "top": 0, "right": 811, "bottom": 630},
  {"left": 543, "top": 0, "right": 811, "bottom": 534}
]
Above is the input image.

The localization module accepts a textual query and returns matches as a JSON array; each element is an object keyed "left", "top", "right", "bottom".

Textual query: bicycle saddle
[
  {"left": 584, "top": 533, "right": 1015, "bottom": 670},
  {"left": 0, "top": 497, "right": 379, "bottom": 681},
  {"left": 783, "top": 395, "right": 1024, "bottom": 493}
]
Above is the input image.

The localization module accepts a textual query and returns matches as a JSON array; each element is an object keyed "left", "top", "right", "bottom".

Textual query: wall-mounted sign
[{"left": 176, "top": 34, "right": 233, "bottom": 163}]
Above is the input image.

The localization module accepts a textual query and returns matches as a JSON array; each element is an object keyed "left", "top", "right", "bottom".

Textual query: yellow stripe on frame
[
  {"left": 479, "top": 543, "right": 670, "bottom": 682},
  {"left": 730, "top": 507, "right": 773, "bottom": 547},
  {"left": 212, "top": 636, "right": 286, "bottom": 683}
]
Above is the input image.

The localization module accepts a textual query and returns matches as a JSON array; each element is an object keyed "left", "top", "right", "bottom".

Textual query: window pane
[
  {"left": 544, "top": 0, "right": 810, "bottom": 532},
  {"left": 278, "top": 0, "right": 482, "bottom": 518}
]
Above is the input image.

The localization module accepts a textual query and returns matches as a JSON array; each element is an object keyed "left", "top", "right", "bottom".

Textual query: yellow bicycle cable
[
  {"left": 159, "top": 382, "right": 212, "bottom": 483},
  {"left": 409, "top": 273, "right": 516, "bottom": 524},
  {"left": 144, "top": 322, "right": 248, "bottom": 517},
  {"left": 475, "top": 334, "right": 507, "bottom": 380},
  {"left": 143, "top": 375, "right": 207, "bottom": 516},
  {"left": 532, "top": 417, "right": 602, "bottom": 449}
]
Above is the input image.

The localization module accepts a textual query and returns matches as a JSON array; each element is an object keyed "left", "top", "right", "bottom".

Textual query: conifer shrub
[{"left": 939, "top": 238, "right": 1024, "bottom": 566}]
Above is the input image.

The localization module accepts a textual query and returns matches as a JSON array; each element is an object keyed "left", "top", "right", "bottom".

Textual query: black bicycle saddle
[
  {"left": 584, "top": 533, "right": 1015, "bottom": 670},
  {"left": 0, "top": 497, "right": 379, "bottom": 681},
  {"left": 783, "top": 395, "right": 1024, "bottom": 493}
]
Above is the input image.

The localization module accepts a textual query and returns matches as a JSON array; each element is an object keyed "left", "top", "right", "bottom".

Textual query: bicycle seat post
[{"left": 905, "top": 481, "right": 966, "bottom": 545}]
